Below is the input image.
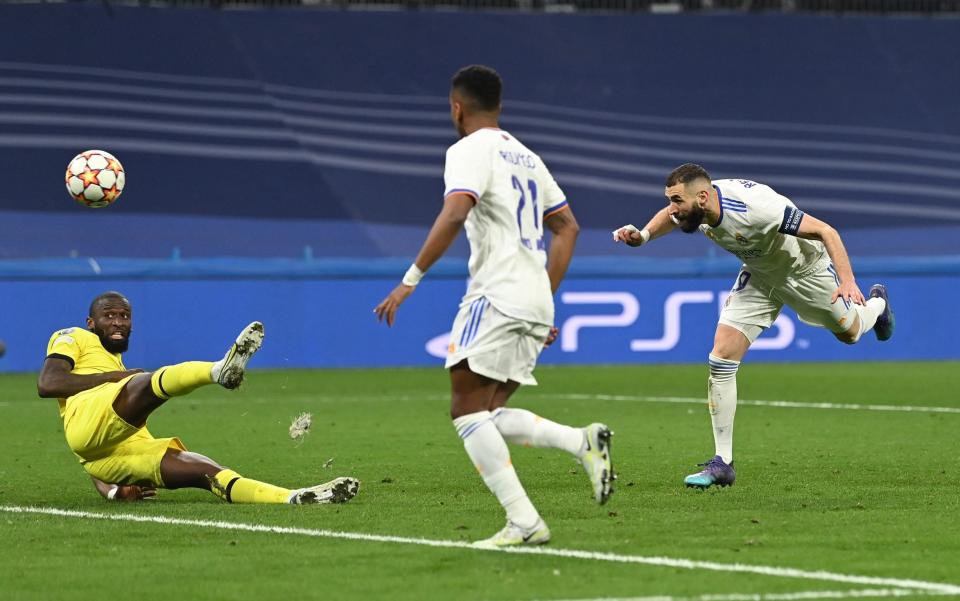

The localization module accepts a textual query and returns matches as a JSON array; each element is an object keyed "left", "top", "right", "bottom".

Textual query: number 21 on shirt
[{"left": 512, "top": 175, "right": 545, "bottom": 251}]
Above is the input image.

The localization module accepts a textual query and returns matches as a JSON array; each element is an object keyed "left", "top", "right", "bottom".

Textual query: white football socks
[
  {"left": 453, "top": 410, "right": 540, "bottom": 529},
  {"left": 849, "top": 296, "right": 886, "bottom": 342},
  {"left": 490, "top": 407, "right": 586, "bottom": 457},
  {"left": 708, "top": 354, "right": 740, "bottom": 464}
]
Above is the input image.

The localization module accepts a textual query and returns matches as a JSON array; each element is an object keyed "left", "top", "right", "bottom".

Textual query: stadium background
[{"left": 0, "top": 2, "right": 958, "bottom": 371}]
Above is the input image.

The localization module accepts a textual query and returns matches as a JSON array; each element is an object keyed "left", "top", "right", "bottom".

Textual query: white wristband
[
  {"left": 106, "top": 485, "right": 119, "bottom": 500},
  {"left": 639, "top": 229, "right": 651, "bottom": 244},
  {"left": 402, "top": 263, "right": 424, "bottom": 287}
]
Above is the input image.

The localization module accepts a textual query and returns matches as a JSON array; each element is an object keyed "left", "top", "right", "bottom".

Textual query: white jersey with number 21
[{"left": 443, "top": 127, "right": 568, "bottom": 326}]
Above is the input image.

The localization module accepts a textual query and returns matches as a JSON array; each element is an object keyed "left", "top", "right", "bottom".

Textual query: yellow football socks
[
  {"left": 210, "top": 469, "right": 292, "bottom": 504},
  {"left": 150, "top": 361, "right": 214, "bottom": 400}
]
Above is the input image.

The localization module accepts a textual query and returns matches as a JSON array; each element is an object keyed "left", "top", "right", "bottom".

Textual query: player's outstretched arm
[
  {"left": 796, "top": 213, "right": 865, "bottom": 305},
  {"left": 374, "top": 193, "right": 475, "bottom": 327},
  {"left": 544, "top": 206, "right": 580, "bottom": 294},
  {"left": 90, "top": 476, "right": 156, "bottom": 501},
  {"left": 36, "top": 356, "right": 143, "bottom": 398},
  {"left": 612, "top": 206, "right": 676, "bottom": 247}
]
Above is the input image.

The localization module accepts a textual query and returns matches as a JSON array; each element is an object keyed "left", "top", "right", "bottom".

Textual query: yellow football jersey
[{"left": 46, "top": 327, "right": 126, "bottom": 414}]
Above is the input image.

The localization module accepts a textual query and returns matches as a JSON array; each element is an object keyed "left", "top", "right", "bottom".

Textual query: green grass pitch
[{"left": 1, "top": 362, "right": 958, "bottom": 601}]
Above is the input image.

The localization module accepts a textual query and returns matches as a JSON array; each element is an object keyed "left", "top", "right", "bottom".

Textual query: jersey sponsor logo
[
  {"left": 779, "top": 206, "right": 805, "bottom": 236},
  {"left": 53, "top": 335, "right": 75, "bottom": 346},
  {"left": 733, "top": 248, "right": 764, "bottom": 259}
]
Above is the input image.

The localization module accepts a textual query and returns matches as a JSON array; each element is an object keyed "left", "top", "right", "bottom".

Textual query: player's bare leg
[
  {"left": 112, "top": 373, "right": 167, "bottom": 427},
  {"left": 685, "top": 324, "right": 749, "bottom": 489},
  {"left": 159, "top": 449, "right": 359, "bottom": 505},
  {"left": 111, "top": 322, "right": 265, "bottom": 427},
  {"left": 449, "top": 361, "right": 549, "bottom": 547},
  {"left": 489, "top": 380, "right": 615, "bottom": 504}
]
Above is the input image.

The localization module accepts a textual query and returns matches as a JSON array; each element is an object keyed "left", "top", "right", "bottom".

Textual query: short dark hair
[
  {"left": 451, "top": 65, "right": 502, "bottom": 112},
  {"left": 665, "top": 163, "right": 711, "bottom": 187},
  {"left": 89, "top": 291, "right": 128, "bottom": 318}
]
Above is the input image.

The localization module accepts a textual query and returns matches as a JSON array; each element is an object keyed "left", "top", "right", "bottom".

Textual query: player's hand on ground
[
  {"left": 612, "top": 224, "right": 644, "bottom": 247},
  {"left": 832, "top": 281, "right": 866, "bottom": 305},
  {"left": 543, "top": 326, "right": 559, "bottom": 348},
  {"left": 374, "top": 284, "right": 415, "bottom": 327},
  {"left": 116, "top": 484, "right": 156, "bottom": 501}
]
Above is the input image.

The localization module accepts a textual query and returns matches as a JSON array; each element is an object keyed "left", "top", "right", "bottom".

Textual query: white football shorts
[
  {"left": 720, "top": 261, "right": 859, "bottom": 343},
  {"left": 444, "top": 297, "right": 551, "bottom": 385}
]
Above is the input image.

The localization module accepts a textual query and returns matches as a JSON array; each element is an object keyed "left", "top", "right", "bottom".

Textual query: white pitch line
[
  {"left": 539, "top": 588, "right": 951, "bottom": 601},
  {"left": 3, "top": 506, "right": 959, "bottom": 595},
  {"left": 546, "top": 394, "right": 960, "bottom": 415},
  {"left": 189, "top": 392, "right": 960, "bottom": 416}
]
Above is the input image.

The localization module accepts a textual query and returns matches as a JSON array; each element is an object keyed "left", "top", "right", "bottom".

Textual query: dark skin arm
[
  {"left": 37, "top": 356, "right": 142, "bottom": 398},
  {"left": 541, "top": 206, "right": 580, "bottom": 347},
  {"left": 90, "top": 476, "right": 156, "bottom": 501},
  {"left": 544, "top": 207, "right": 579, "bottom": 294},
  {"left": 374, "top": 193, "right": 475, "bottom": 327}
]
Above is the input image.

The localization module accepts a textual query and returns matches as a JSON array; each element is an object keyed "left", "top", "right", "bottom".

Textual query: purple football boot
[
  {"left": 869, "top": 284, "right": 895, "bottom": 341},
  {"left": 684, "top": 455, "right": 736, "bottom": 489}
]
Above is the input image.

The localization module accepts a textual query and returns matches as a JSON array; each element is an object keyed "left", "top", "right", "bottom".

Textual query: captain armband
[{"left": 779, "top": 206, "right": 805, "bottom": 236}]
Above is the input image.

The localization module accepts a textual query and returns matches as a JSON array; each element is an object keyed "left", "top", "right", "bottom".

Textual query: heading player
[
  {"left": 38, "top": 291, "right": 360, "bottom": 504},
  {"left": 375, "top": 65, "right": 614, "bottom": 547},
  {"left": 613, "top": 163, "right": 894, "bottom": 489}
]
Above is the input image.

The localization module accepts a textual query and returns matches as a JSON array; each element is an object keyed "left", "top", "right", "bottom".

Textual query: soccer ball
[{"left": 65, "top": 150, "right": 125, "bottom": 208}]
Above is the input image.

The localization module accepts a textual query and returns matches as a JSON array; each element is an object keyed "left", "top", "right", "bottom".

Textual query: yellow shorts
[{"left": 62, "top": 376, "right": 185, "bottom": 487}]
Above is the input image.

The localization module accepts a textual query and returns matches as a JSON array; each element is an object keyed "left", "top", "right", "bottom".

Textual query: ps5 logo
[{"left": 425, "top": 290, "right": 795, "bottom": 357}]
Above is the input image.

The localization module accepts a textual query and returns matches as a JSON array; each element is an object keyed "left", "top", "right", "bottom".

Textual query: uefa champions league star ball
[{"left": 65, "top": 150, "right": 126, "bottom": 208}]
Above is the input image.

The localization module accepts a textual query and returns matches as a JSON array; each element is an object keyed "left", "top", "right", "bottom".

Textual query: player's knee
[
  {"left": 835, "top": 330, "right": 859, "bottom": 345},
  {"left": 450, "top": 399, "right": 484, "bottom": 420}
]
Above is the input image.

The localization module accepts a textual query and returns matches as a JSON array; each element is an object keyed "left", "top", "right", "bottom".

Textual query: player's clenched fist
[{"left": 612, "top": 224, "right": 649, "bottom": 247}]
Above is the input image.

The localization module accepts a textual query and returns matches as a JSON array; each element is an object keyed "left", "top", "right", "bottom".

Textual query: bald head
[{"left": 89, "top": 291, "right": 129, "bottom": 318}]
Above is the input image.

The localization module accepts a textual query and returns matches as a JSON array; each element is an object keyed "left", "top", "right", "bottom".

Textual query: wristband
[
  {"left": 106, "top": 485, "right": 119, "bottom": 500},
  {"left": 639, "top": 229, "right": 651, "bottom": 244},
  {"left": 402, "top": 263, "right": 424, "bottom": 287}
]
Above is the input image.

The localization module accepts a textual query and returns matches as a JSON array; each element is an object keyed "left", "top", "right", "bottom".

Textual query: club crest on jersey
[{"left": 735, "top": 233, "right": 750, "bottom": 246}]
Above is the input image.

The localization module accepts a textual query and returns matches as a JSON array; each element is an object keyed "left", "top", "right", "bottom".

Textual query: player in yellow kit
[{"left": 37, "top": 291, "right": 360, "bottom": 504}]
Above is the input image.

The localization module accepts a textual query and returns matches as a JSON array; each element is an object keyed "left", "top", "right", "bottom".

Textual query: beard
[
  {"left": 678, "top": 204, "right": 706, "bottom": 233},
  {"left": 94, "top": 326, "right": 130, "bottom": 354}
]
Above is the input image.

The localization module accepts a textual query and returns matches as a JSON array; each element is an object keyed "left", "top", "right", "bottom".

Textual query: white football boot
[
  {"left": 473, "top": 518, "right": 551, "bottom": 548},
  {"left": 289, "top": 477, "right": 361, "bottom": 505},
  {"left": 211, "top": 321, "right": 264, "bottom": 389},
  {"left": 579, "top": 423, "right": 615, "bottom": 504}
]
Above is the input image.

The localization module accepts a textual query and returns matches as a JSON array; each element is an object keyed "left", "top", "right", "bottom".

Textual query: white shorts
[
  {"left": 444, "top": 297, "right": 550, "bottom": 386},
  {"left": 719, "top": 262, "right": 858, "bottom": 343}
]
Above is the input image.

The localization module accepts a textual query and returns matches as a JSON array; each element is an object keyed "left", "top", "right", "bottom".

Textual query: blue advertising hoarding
[{"left": 0, "top": 272, "right": 951, "bottom": 373}]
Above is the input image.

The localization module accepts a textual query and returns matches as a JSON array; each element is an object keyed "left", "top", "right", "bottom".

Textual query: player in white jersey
[
  {"left": 375, "top": 65, "right": 615, "bottom": 547},
  {"left": 613, "top": 163, "right": 894, "bottom": 489}
]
